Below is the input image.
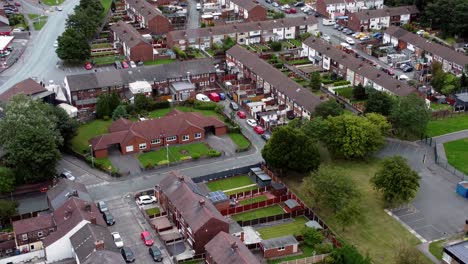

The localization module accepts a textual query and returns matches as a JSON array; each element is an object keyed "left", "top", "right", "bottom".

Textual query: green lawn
[
  {"left": 148, "top": 108, "right": 173, "bottom": 118},
  {"left": 239, "top": 195, "right": 268, "bottom": 206},
  {"left": 228, "top": 133, "right": 250, "bottom": 150},
  {"left": 42, "top": 0, "right": 64, "bottom": 5},
  {"left": 282, "top": 159, "right": 431, "bottom": 264},
  {"left": 426, "top": 114, "right": 468, "bottom": 137},
  {"left": 430, "top": 103, "right": 452, "bottom": 111},
  {"left": 443, "top": 138, "right": 468, "bottom": 174},
  {"left": 429, "top": 239, "right": 444, "bottom": 260},
  {"left": 71, "top": 119, "right": 112, "bottom": 154},
  {"left": 145, "top": 207, "right": 161, "bottom": 216},
  {"left": 91, "top": 55, "right": 125, "bottom": 66},
  {"left": 334, "top": 87, "right": 353, "bottom": 100},
  {"left": 28, "top": 14, "right": 39, "bottom": 19},
  {"left": 33, "top": 19, "right": 47, "bottom": 30},
  {"left": 231, "top": 205, "right": 284, "bottom": 222},
  {"left": 149, "top": 106, "right": 224, "bottom": 122},
  {"left": 225, "top": 185, "right": 260, "bottom": 195},
  {"left": 289, "top": 39, "right": 302, "bottom": 47},
  {"left": 138, "top": 142, "right": 211, "bottom": 166},
  {"left": 144, "top": 59, "right": 176, "bottom": 65},
  {"left": 100, "top": 0, "right": 112, "bottom": 15},
  {"left": 206, "top": 175, "right": 255, "bottom": 192},
  {"left": 257, "top": 216, "right": 309, "bottom": 239}
]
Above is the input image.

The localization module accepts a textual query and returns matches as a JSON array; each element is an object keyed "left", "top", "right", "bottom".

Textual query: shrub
[
  {"left": 207, "top": 149, "right": 222, "bottom": 157},
  {"left": 228, "top": 125, "right": 241, "bottom": 133},
  {"left": 315, "top": 243, "right": 334, "bottom": 254},
  {"left": 145, "top": 162, "right": 153, "bottom": 169},
  {"left": 185, "top": 98, "right": 195, "bottom": 106},
  {"left": 191, "top": 153, "right": 201, "bottom": 160},
  {"left": 151, "top": 101, "right": 170, "bottom": 110},
  {"left": 157, "top": 160, "right": 169, "bottom": 166},
  {"left": 214, "top": 104, "right": 225, "bottom": 114},
  {"left": 274, "top": 62, "right": 284, "bottom": 69},
  {"left": 194, "top": 101, "right": 217, "bottom": 110},
  {"left": 322, "top": 79, "right": 334, "bottom": 85},
  {"left": 270, "top": 41, "right": 282, "bottom": 51},
  {"left": 333, "top": 81, "right": 351, "bottom": 86}
]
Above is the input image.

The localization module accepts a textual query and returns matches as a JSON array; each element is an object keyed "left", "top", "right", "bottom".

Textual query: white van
[
  {"left": 196, "top": 93, "right": 210, "bottom": 102},
  {"left": 196, "top": 3, "right": 201, "bottom": 10},
  {"left": 322, "top": 19, "right": 335, "bottom": 26}
]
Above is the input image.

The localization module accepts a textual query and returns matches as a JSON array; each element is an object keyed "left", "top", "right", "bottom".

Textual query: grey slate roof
[
  {"left": 47, "top": 179, "right": 91, "bottom": 211},
  {"left": 66, "top": 59, "right": 216, "bottom": 92},
  {"left": 82, "top": 250, "right": 126, "bottom": 264},
  {"left": 444, "top": 240, "right": 468, "bottom": 263},
  {"left": 205, "top": 232, "right": 260, "bottom": 264},
  {"left": 353, "top": 5, "right": 419, "bottom": 20},
  {"left": 284, "top": 199, "right": 300, "bottom": 209},
  {"left": 110, "top": 21, "right": 151, "bottom": 48},
  {"left": 126, "top": 0, "right": 163, "bottom": 21},
  {"left": 261, "top": 235, "right": 298, "bottom": 250}
]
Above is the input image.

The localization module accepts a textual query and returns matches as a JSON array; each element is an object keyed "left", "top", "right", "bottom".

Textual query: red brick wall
[
  {"left": 263, "top": 244, "right": 297, "bottom": 259},
  {"left": 193, "top": 219, "right": 229, "bottom": 254},
  {"left": 148, "top": 15, "right": 172, "bottom": 35},
  {"left": 315, "top": 0, "right": 329, "bottom": 18},
  {"left": 215, "top": 126, "right": 227, "bottom": 135},
  {"left": 248, "top": 5, "right": 267, "bottom": 21},
  {"left": 347, "top": 13, "right": 362, "bottom": 31},
  {"left": 71, "top": 87, "right": 125, "bottom": 109},
  {"left": 94, "top": 149, "right": 108, "bottom": 159},
  {"left": 130, "top": 42, "right": 154, "bottom": 62}
]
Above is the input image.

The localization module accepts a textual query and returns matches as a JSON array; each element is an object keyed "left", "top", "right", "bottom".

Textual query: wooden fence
[{"left": 280, "top": 253, "right": 330, "bottom": 264}]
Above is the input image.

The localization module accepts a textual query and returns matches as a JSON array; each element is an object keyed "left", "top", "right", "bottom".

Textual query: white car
[
  {"left": 321, "top": 34, "right": 331, "bottom": 42},
  {"left": 136, "top": 195, "right": 157, "bottom": 205},
  {"left": 111, "top": 232, "right": 124, "bottom": 248},
  {"left": 340, "top": 42, "right": 352, "bottom": 50},
  {"left": 272, "top": 2, "right": 279, "bottom": 7},
  {"left": 345, "top": 37, "right": 355, "bottom": 45},
  {"left": 398, "top": 74, "right": 409, "bottom": 81},
  {"left": 55, "top": 6, "right": 63, "bottom": 11},
  {"left": 53, "top": 40, "right": 58, "bottom": 48},
  {"left": 60, "top": 171, "right": 76, "bottom": 181},
  {"left": 196, "top": 3, "right": 201, "bottom": 10},
  {"left": 195, "top": 93, "right": 210, "bottom": 102},
  {"left": 246, "top": 119, "right": 257, "bottom": 127},
  {"left": 416, "top": 29, "right": 425, "bottom": 35},
  {"left": 129, "top": 61, "right": 137, "bottom": 68}
]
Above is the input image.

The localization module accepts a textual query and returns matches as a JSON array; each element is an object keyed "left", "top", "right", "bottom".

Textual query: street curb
[{"left": 384, "top": 209, "right": 427, "bottom": 243}]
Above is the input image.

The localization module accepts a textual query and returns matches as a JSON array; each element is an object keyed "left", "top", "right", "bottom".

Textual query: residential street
[{"left": 186, "top": 0, "right": 199, "bottom": 29}]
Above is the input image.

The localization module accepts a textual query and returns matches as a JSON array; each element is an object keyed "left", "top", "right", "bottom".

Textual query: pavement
[{"left": 431, "top": 129, "right": 468, "bottom": 161}]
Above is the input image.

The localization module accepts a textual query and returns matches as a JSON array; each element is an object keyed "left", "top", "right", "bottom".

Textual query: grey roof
[
  {"left": 228, "top": 217, "right": 243, "bottom": 234},
  {"left": 83, "top": 250, "right": 126, "bottom": 264},
  {"left": 66, "top": 59, "right": 216, "bottom": 92},
  {"left": 170, "top": 81, "right": 195, "bottom": 91},
  {"left": 444, "top": 240, "right": 468, "bottom": 263},
  {"left": 227, "top": 45, "right": 322, "bottom": 113},
  {"left": 250, "top": 167, "right": 262, "bottom": 173},
  {"left": 284, "top": 199, "right": 300, "bottom": 209},
  {"left": 353, "top": 5, "right": 419, "bottom": 20},
  {"left": 126, "top": 0, "right": 163, "bottom": 21},
  {"left": 70, "top": 223, "right": 119, "bottom": 263},
  {"left": 110, "top": 21, "right": 151, "bottom": 49},
  {"left": 205, "top": 232, "right": 261, "bottom": 264},
  {"left": 47, "top": 179, "right": 91, "bottom": 211},
  {"left": 256, "top": 172, "right": 271, "bottom": 181},
  {"left": 261, "top": 235, "right": 298, "bottom": 250},
  {"left": 305, "top": 220, "right": 322, "bottom": 229},
  {"left": 456, "top": 93, "right": 468, "bottom": 103}
]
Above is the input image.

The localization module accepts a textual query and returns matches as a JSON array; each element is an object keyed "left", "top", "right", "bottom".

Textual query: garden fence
[
  {"left": 280, "top": 253, "right": 330, "bottom": 264},
  {"left": 191, "top": 163, "right": 262, "bottom": 184}
]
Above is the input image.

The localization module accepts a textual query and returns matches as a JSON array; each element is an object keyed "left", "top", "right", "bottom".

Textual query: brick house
[
  {"left": 383, "top": 26, "right": 468, "bottom": 75},
  {"left": 205, "top": 231, "right": 260, "bottom": 264},
  {"left": 315, "top": 0, "right": 384, "bottom": 18},
  {"left": 12, "top": 214, "right": 56, "bottom": 252},
  {"left": 0, "top": 78, "right": 55, "bottom": 104},
  {"left": 442, "top": 240, "right": 468, "bottom": 264},
  {"left": 110, "top": 21, "right": 154, "bottom": 62},
  {"left": 125, "top": 0, "right": 172, "bottom": 35},
  {"left": 63, "top": 59, "right": 216, "bottom": 111},
  {"left": 47, "top": 179, "right": 92, "bottom": 211},
  {"left": 90, "top": 109, "right": 227, "bottom": 158},
  {"left": 220, "top": 0, "right": 267, "bottom": 21},
  {"left": 347, "top": 5, "right": 419, "bottom": 32},
  {"left": 260, "top": 235, "right": 299, "bottom": 259},
  {"left": 156, "top": 172, "right": 229, "bottom": 254}
]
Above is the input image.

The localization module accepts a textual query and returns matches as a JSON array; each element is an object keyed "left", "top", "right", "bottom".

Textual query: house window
[
  {"left": 278, "top": 246, "right": 285, "bottom": 251},
  {"left": 183, "top": 135, "right": 189, "bottom": 141},
  {"left": 22, "top": 234, "right": 27, "bottom": 241},
  {"left": 139, "top": 143, "right": 147, "bottom": 150},
  {"left": 37, "top": 231, "right": 43, "bottom": 237},
  {"left": 167, "top": 136, "right": 177, "bottom": 142},
  {"left": 126, "top": 145, "right": 134, "bottom": 152},
  {"left": 30, "top": 245, "right": 35, "bottom": 250},
  {"left": 49, "top": 228, "right": 54, "bottom": 233},
  {"left": 194, "top": 133, "right": 202, "bottom": 139},
  {"left": 151, "top": 139, "right": 160, "bottom": 145}
]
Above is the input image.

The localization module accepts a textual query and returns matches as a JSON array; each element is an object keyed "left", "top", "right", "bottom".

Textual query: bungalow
[
  {"left": 110, "top": 21, "right": 154, "bottom": 62},
  {"left": 90, "top": 109, "right": 227, "bottom": 158},
  {"left": 442, "top": 240, "right": 468, "bottom": 264},
  {"left": 156, "top": 172, "right": 230, "bottom": 254},
  {"left": 221, "top": 0, "right": 267, "bottom": 22},
  {"left": 383, "top": 26, "right": 468, "bottom": 75},
  {"left": 124, "top": 0, "right": 172, "bottom": 35},
  {"left": 0, "top": 78, "right": 55, "bottom": 104},
  {"left": 205, "top": 231, "right": 260, "bottom": 264},
  {"left": 347, "top": 5, "right": 419, "bottom": 32},
  {"left": 260, "top": 235, "right": 299, "bottom": 259}
]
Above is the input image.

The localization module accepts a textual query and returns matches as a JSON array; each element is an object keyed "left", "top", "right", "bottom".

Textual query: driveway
[
  {"left": 206, "top": 134, "right": 238, "bottom": 157},
  {"left": 108, "top": 149, "right": 142, "bottom": 176}
]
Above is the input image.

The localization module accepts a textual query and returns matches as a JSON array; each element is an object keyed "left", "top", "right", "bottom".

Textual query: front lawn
[
  {"left": 148, "top": 108, "right": 173, "bottom": 118},
  {"left": 443, "top": 138, "right": 468, "bottom": 174},
  {"left": 426, "top": 114, "right": 468, "bottom": 137},
  {"left": 145, "top": 207, "right": 160, "bottom": 216},
  {"left": 144, "top": 59, "right": 176, "bottom": 65},
  {"left": 228, "top": 133, "right": 250, "bottom": 150},
  {"left": 429, "top": 239, "right": 444, "bottom": 260},
  {"left": 239, "top": 195, "right": 268, "bottom": 206},
  {"left": 91, "top": 55, "right": 125, "bottom": 66},
  {"left": 71, "top": 119, "right": 112, "bottom": 154},
  {"left": 206, "top": 175, "right": 255, "bottom": 192},
  {"left": 42, "top": 0, "right": 64, "bottom": 5},
  {"left": 257, "top": 216, "right": 309, "bottom": 240},
  {"left": 94, "top": 157, "right": 116, "bottom": 171},
  {"left": 231, "top": 205, "right": 284, "bottom": 222},
  {"left": 138, "top": 142, "right": 212, "bottom": 166},
  {"left": 334, "top": 87, "right": 353, "bottom": 100}
]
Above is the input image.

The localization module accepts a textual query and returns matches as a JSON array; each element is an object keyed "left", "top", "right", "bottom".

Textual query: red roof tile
[
  {"left": 0, "top": 78, "right": 47, "bottom": 102},
  {"left": 13, "top": 214, "right": 55, "bottom": 235},
  {"left": 205, "top": 232, "right": 260, "bottom": 264}
]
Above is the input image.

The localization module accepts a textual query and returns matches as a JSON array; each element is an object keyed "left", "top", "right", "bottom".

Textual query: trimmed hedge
[
  {"left": 333, "top": 81, "right": 351, "bottom": 86},
  {"left": 194, "top": 101, "right": 217, "bottom": 110}
]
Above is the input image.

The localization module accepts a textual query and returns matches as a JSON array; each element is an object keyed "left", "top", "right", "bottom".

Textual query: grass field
[
  {"left": 282, "top": 159, "right": 431, "bottom": 264},
  {"left": 144, "top": 59, "right": 176, "bottom": 65},
  {"left": 232, "top": 205, "right": 284, "bottom": 222},
  {"left": 228, "top": 133, "right": 250, "bottom": 150},
  {"left": 42, "top": 0, "right": 64, "bottom": 5},
  {"left": 138, "top": 142, "right": 211, "bottom": 165},
  {"left": 429, "top": 239, "right": 444, "bottom": 260},
  {"left": 426, "top": 114, "right": 468, "bottom": 137},
  {"left": 206, "top": 175, "right": 254, "bottom": 192},
  {"left": 71, "top": 119, "right": 112, "bottom": 154},
  {"left": 443, "top": 138, "right": 468, "bottom": 174},
  {"left": 257, "top": 216, "right": 309, "bottom": 239},
  {"left": 239, "top": 195, "right": 268, "bottom": 206}
]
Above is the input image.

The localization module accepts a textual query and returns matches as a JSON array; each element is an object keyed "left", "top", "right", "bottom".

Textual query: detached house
[
  {"left": 347, "top": 5, "right": 419, "bottom": 31},
  {"left": 110, "top": 21, "right": 154, "bottom": 62},
  {"left": 125, "top": 0, "right": 172, "bottom": 35},
  {"left": 220, "top": 0, "right": 267, "bottom": 21},
  {"left": 156, "top": 172, "right": 229, "bottom": 254},
  {"left": 205, "top": 231, "right": 260, "bottom": 264}
]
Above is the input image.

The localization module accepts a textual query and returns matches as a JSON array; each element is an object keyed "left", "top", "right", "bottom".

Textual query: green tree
[
  {"left": 112, "top": 104, "right": 128, "bottom": 120},
  {"left": 335, "top": 201, "right": 362, "bottom": 231},
  {"left": 96, "top": 92, "right": 121, "bottom": 119},
  {"left": 309, "top": 71, "right": 322, "bottom": 91},
  {"left": 134, "top": 94, "right": 152, "bottom": 113},
  {"left": 222, "top": 37, "right": 236, "bottom": 51},
  {"left": 389, "top": 94, "right": 431, "bottom": 138},
  {"left": 323, "top": 114, "right": 385, "bottom": 159},
  {"left": 365, "top": 90, "right": 394, "bottom": 116},
  {"left": 315, "top": 100, "right": 344, "bottom": 118},
  {"left": 110, "top": 0, "right": 116, "bottom": 12},
  {"left": 0, "top": 95, "right": 62, "bottom": 183},
  {"left": 270, "top": 41, "right": 282, "bottom": 51},
  {"left": 352, "top": 84, "right": 367, "bottom": 100},
  {"left": 302, "top": 227, "right": 324, "bottom": 248},
  {"left": 44, "top": 105, "right": 79, "bottom": 147},
  {"left": 364, "top": 113, "right": 391, "bottom": 135},
  {"left": 0, "top": 200, "right": 18, "bottom": 220},
  {"left": 371, "top": 156, "right": 421, "bottom": 204},
  {"left": 328, "top": 245, "right": 372, "bottom": 264},
  {"left": 56, "top": 28, "right": 91, "bottom": 62},
  {"left": 301, "top": 116, "right": 327, "bottom": 141},
  {"left": 262, "top": 126, "right": 320, "bottom": 173},
  {"left": 394, "top": 244, "right": 427, "bottom": 264},
  {"left": 0, "top": 167, "right": 15, "bottom": 193}
]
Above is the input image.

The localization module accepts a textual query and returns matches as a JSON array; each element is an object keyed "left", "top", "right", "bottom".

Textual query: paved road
[{"left": 186, "top": 0, "right": 199, "bottom": 29}]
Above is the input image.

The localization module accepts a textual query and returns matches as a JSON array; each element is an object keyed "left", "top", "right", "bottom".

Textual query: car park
[
  {"left": 345, "top": 37, "right": 355, "bottom": 45},
  {"left": 195, "top": 93, "right": 210, "bottom": 102},
  {"left": 103, "top": 211, "right": 115, "bottom": 226},
  {"left": 97, "top": 201, "right": 109, "bottom": 213},
  {"left": 236, "top": 111, "right": 246, "bottom": 119},
  {"left": 246, "top": 119, "right": 257, "bottom": 127},
  {"left": 60, "top": 171, "right": 76, "bottom": 181},
  {"left": 141, "top": 231, "right": 154, "bottom": 246},
  {"left": 84, "top": 62, "right": 93, "bottom": 70},
  {"left": 115, "top": 61, "right": 122, "bottom": 69},
  {"left": 254, "top": 126, "right": 265, "bottom": 135},
  {"left": 136, "top": 195, "right": 157, "bottom": 205},
  {"left": 129, "top": 61, "right": 137, "bottom": 68},
  {"left": 148, "top": 247, "right": 163, "bottom": 262},
  {"left": 121, "top": 247, "right": 135, "bottom": 263},
  {"left": 230, "top": 101, "right": 239, "bottom": 111},
  {"left": 111, "top": 232, "right": 124, "bottom": 248}
]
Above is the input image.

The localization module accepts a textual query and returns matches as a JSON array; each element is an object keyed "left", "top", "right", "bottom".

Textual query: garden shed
[
  {"left": 270, "top": 183, "right": 286, "bottom": 196},
  {"left": 284, "top": 199, "right": 301, "bottom": 213},
  {"left": 456, "top": 181, "right": 468, "bottom": 198},
  {"left": 250, "top": 167, "right": 272, "bottom": 187}
]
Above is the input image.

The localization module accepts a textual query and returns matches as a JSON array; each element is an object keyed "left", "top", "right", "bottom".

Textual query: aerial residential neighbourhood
[{"left": 0, "top": 0, "right": 467, "bottom": 262}]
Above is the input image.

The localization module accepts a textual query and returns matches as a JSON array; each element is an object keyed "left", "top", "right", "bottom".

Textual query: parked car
[
  {"left": 55, "top": 6, "right": 62, "bottom": 11},
  {"left": 400, "top": 63, "right": 413, "bottom": 72},
  {"left": 261, "top": 132, "right": 272, "bottom": 141},
  {"left": 195, "top": 93, "right": 210, "bottom": 102},
  {"left": 337, "top": 25, "right": 344, "bottom": 31},
  {"left": 397, "top": 74, "right": 409, "bottom": 81},
  {"left": 289, "top": 8, "right": 297, "bottom": 13},
  {"left": 345, "top": 37, "right": 355, "bottom": 45},
  {"left": 321, "top": 34, "right": 331, "bottom": 42},
  {"left": 129, "top": 61, "right": 137, "bottom": 68},
  {"left": 230, "top": 101, "right": 239, "bottom": 111},
  {"left": 179, "top": 2, "right": 188, "bottom": 6},
  {"left": 121, "top": 247, "right": 136, "bottom": 263},
  {"left": 136, "top": 195, "right": 157, "bottom": 205},
  {"left": 196, "top": 3, "right": 201, "bottom": 10},
  {"left": 148, "top": 247, "right": 163, "bottom": 262},
  {"left": 360, "top": 36, "right": 370, "bottom": 41},
  {"left": 218, "top": 92, "right": 226, "bottom": 100},
  {"left": 121, "top": 61, "right": 129, "bottom": 69},
  {"left": 416, "top": 29, "right": 425, "bottom": 35},
  {"left": 141, "top": 231, "right": 154, "bottom": 246},
  {"left": 246, "top": 119, "right": 257, "bottom": 127},
  {"left": 111, "top": 232, "right": 124, "bottom": 248},
  {"left": 14, "top": 2, "right": 20, "bottom": 6},
  {"left": 208, "top": 92, "right": 220, "bottom": 102},
  {"left": 237, "top": 111, "right": 246, "bottom": 119},
  {"left": 84, "top": 62, "right": 93, "bottom": 70},
  {"left": 382, "top": 67, "right": 395, "bottom": 76},
  {"left": 294, "top": 1, "right": 304, "bottom": 6},
  {"left": 97, "top": 201, "right": 109, "bottom": 213},
  {"left": 253, "top": 126, "right": 265, "bottom": 135},
  {"left": 272, "top": 2, "right": 279, "bottom": 7},
  {"left": 115, "top": 61, "right": 122, "bottom": 69},
  {"left": 372, "top": 32, "right": 383, "bottom": 39},
  {"left": 60, "top": 171, "right": 76, "bottom": 181},
  {"left": 333, "top": 24, "right": 340, "bottom": 29},
  {"left": 11, "top": 28, "right": 22, "bottom": 32},
  {"left": 265, "top": 0, "right": 272, "bottom": 3},
  {"left": 103, "top": 211, "right": 115, "bottom": 226}
]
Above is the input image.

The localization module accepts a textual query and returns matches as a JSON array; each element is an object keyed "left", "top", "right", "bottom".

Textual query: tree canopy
[
  {"left": 56, "top": 28, "right": 91, "bottom": 62},
  {"left": 365, "top": 90, "right": 394, "bottom": 116},
  {"left": 0, "top": 200, "right": 18, "bottom": 220},
  {"left": 309, "top": 71, "right": 322, "bottom": 91},
  {"left": 389, "top": 94, "right": 431, "bottom": 138},
  {"left": 112, "top": 104, "right": 128, "bottom": 120},
  {"left": 315, "top": 100, "right": 344, "bottom": 119},
  {"left": 96, "top": 92, "right": 121, "bottom": 119}
]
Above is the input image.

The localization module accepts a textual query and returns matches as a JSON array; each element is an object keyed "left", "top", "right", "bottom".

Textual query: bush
[
  {"left": 180, "top": 156, "right": 192, "bottom": 161},
  {"left": 207, "top": 149, "right": 222, "bottom": 157},
  {"left": 315, "top": 243, "right": 334, "bottom": 254},
  {"left": 322, "top": 79, "right": 334, "bottom": 85},
  {"left": 214, "top": 104, "right": 225, "bottom": 115},
  {"left": 228, "top": 125, "right": 241, "bottom": 133},
  {"left": 191, "top": 153, "right": 201, "bottom": 160},
  {"left": 157, "top": 160, "right": 169, "bottom": 166},
  {"left": 333, "top": 81, "right": 351, "bottom": 86},
  {"left": 270, "top": 41, "right": 282, "bottom": 51},
  {"left": 145, "top": 162, "right": 153, "bottom": 169},
  {"left": 150, "top": 101, "right": 170, "bottom": 110},
  {"left": 274, "top": 62, "right": 284, "bottom": 68},
  {"left": 194, "top": 101, "right": 217, "bottom": 110}
]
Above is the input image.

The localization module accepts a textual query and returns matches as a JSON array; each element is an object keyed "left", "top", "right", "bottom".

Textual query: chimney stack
[
  {"left": 95, "top": 240, "right": 105, "bottom": 251},
  {"left": 84, "top": 202, "right": 92, "bottom": 212},
  {"left": 178, "top": 176, "right": 185, "bottom": 182},
  {"left": 199, "top": 199, "right": 205, "bottom": 207}
]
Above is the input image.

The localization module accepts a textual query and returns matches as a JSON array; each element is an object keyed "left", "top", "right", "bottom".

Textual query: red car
[
  {"left": 237, "top": 111, "right": 246, "bottom": 119},
  {"left": 14, "top": 2, "right": 21, "bottom": 6},
  {"left": 121, "top": 61, "right": 129, "bottom": 69},
  {"left": 254, "top": 125, "right": 265, "bottom": 135},
  {"left": 141, "top": 231, "right": 154, "bottom": 246},
  {"left": 84, "top": 62, "right": 93, "bottom": 70}
]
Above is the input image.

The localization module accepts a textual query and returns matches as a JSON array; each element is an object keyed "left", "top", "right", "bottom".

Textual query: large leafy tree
[
  {"left": 302, "top": 227, "right": 324, "bottom": 248},
  {"left": 364, "top": 113, "right": 391, "bottom": 135},
  {"left": 0, "top": 167, "right": 15, "bottom": 193},
  {"left": 309, "top": 71, "right": 322, "bottom": 91},
  {"left": 112, "top": 105, "right": 128, "bottom": 120},
  {"left": 96, "top": 92, "right": 121, "bottom": 119},
  {"left": 0, "top": 200, "right": 18, "bottom": 220},
  {"left": 301, "top": 116, "right": 327, "bottom": 141},
  {"left": 0, "top": 95, "right": 62, "bottom": 183},
  {"left": 424, "top": 0, "right": 468, "bottom": 38},
  {"left": 389, "top": 94, "right": 431, "bottom": 138},
  {"left": 371, "top": 156, "right": 421, "bottom": 204},
  {"left": 56, "top": 28, "right": 91, "bottom": 62},
  {"left": 365, "top": 90, "right": 394, "bottom": 116},
  {"left": 352, "top": 84, "right": 367, "bottom": 100},
  {"left": 262, "top": 126, "right": 320, "bottom": 173},
  {"left": 315, "top": 99, "right": 344, "bottom": 119},
  {"left": 43, "top": 105, "right": 79, "bottom": 147}
]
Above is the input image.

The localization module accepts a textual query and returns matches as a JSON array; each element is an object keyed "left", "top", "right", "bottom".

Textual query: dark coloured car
[
  {"left": 103, "top": 211, "right": 115, "bottom": 226},
  {"left": 115, "top": 61, "right": 122, "bottom": 69},
  {"left": 218, "top": 92, "right": 226, "bottom": 100},
  {"left": 121, "top": 247, "right": 135, "bottom": 263},
  {"left": 261, "top": 132, "right": 272, "bottom": 141},
  {"left": 149, "top": 246, "right": 163, "bottom": 262}
]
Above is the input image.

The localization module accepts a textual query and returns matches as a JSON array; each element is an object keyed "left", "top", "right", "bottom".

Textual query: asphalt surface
[{"left": 186, "top": 0, "right": 199, "bottom": 29}]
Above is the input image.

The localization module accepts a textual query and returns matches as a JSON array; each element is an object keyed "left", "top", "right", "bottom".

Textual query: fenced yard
[
  {"left": 206, "top": 174, "right": 256, "bottom": 192},
  {"left": 257, "top": 216, "right": 309, "bottom": 240},
  {"left": 231, "top": 205, "right": 285, "bottom": 221}
]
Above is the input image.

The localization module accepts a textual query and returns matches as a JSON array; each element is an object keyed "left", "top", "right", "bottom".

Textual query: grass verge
[
  {"left": 145, "top": 207, "right": 160, "bottom": 216},
  {"left": 42, "top": 0, "right": 64, "bottom": 5},
  {"left": 228, "top": 133, "right": 250, "bottom": 150},
  {"left": 71, "top": 119, "right": 112, "bottom": 154},
  {"left": 206, "top": 175, "right": 254, "bottom": 192},
  {"left": 91, "top": 55, "right": 125, "bottom": 66},
  {"left": 443, "top": 138, "right": 468, "bottom": 174},
  {"left": 429, "top": 239, "right": 444, "bottom": 260},
  {"left": 257, "top": 216, "right": 309, "bottom": 239},
  {"left": 138, "top": 142, "right": 211, "bottom": 165},
  {"left": 239, "top": 195, "right": 268, "bottom": 206},
  {"left": 33, "top": 19, "right": 47, "bottom": 30},
  {"left": 231, "top": 205, "right": 284, "bottom": 222},
  {"left": 144, "top": 59, "right": 176, "bottom": 65},
  {"left": 426, "top": 114, "right": 468, "bottom": 137},
  {"left": 100, "top": 0, "right": 112, "bottom": 16}
]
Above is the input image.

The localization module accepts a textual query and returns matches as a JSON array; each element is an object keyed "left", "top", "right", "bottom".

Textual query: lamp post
[{"left": 89, "top": 144, "right": 94, "bottom": 167}]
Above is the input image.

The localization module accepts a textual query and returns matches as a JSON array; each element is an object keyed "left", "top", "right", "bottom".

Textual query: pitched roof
[
  {"left": 43, "top": 197, "right": 106, "bottom": 247},
  {"left": 284, "top": 199, "right": 300, "bottom": 209},
  {"left": 0, "top": 78, "right": 47, "bottom": 102},
  {"left": 82, "top": 250, "right": 127, "bottom": 264},
  {"left": 126, "top": 0, "right": 164, "bottom": 21},
  {"left": 70, "top": 223, "right": 120, "bottom": 263},
  {"left": 12, "top": 214, "right": 55, "bottom": 235},
  {"left": 205, "top": 231, "right": 260, "bottom": 264},
  {"left": 261, "top": 235, "right": 298, "bottom": 250},
  {"left": 110, "top": 21, "right": 151, "bottom": 49},
  {"left": 167, "top": 16, "right": 317, "bottom": 41},
  {"left": 230, "top": 0, "right": 261, "bottom": 11},
  {"left": 303, "top": 37, "right": 414, "bottom": 96},
  {"left": 353, "top": 5, "right": 419, "bottom": 20},
  {"left": 159, "top": 172, "right": 228, "bottom": 233},
  {"left": 384, "top": 26, "right": 468, "bottom": 68},
  {"left": 226, "top": 45, "right": 322, "bottom": 112},
  {"left": 323, "top": 0, "right": 345, "bottom": 5},
  {"left": 47, "top": 179, "right": 92, "bottom": 211},
  {"left": 91, "top": 110, "right": 226, "bottom": 150},
  {"left": 66, "top": 59, "right": 216, "bottom": 92}
]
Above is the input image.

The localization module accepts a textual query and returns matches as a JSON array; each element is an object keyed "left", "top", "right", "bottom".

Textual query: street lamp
[{"left": 89, "top": 144, "right": 94, "bottom": 167}]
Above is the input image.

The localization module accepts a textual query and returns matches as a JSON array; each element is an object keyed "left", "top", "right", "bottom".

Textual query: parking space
[{"left": 61, "top": 64, "right": 115, "bottom": 74}]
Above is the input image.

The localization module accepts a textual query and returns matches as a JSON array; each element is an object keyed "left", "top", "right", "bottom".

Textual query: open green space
[
  {"left": 429, "top": 239, "right": 444, "bottom": 260},
  {"left": 228, "top": 133, "right": 250, "bottom": 150},
  {"left": 443, "top": 138, "right": 468, "bottom": 174},
  {"left": 91, "top": 55, "right": 125, "bottom": 65},
  {"left": 257, "top": 216, "right": 309, "bottom": 240},
  {"left": 143, "top": 59, "right": 176, "bottom": 65},
  {"left": 145, "top": 207, "right": 161, "bottom": 216},
  {"left": 426, "top": 114, "right": 468, "bottom": 137},
  {"left": 239, "top": 195, "right": 268, "bottom": 206},
  {"left": 100, "top": 0, "right": 112, "bottom": 15},
  {"left": 231, "top": 205, "right": 284, "bottom": 222},
  {"left": 71, "top": 119, "right": 112, "bottom": 154},
  {"left": 138, "top": 142, "right": 212, "bottom": 165},
  {"left": 149, "top": 106, "right": 224, "bottom": 122},
  {"left": 282, "top": 159, "right": 431, "bottom": 264},
  {"left": 206, "top": 175, "right": 254, "bottom": 192},
  {"left": 42, "top": 0, "right": 64, "bottom": 5},
  {"left": 334, "top": 87, "right": 353, "bottom": 100}
]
